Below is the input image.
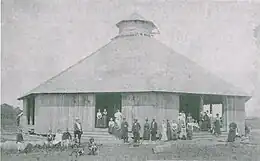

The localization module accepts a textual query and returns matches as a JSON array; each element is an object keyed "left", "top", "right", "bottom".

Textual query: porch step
[
  {"left": 81, "top": 128, "right": 122, "bottom": 144},
  {"left": 193, "top": 132, "right": 228, "bottom": 140},
  {"left": 81, "top": 136, "right": 122, "bottom": 144},
  {"left": 1, "top": 126, "right": 17, "bottom": 134}
]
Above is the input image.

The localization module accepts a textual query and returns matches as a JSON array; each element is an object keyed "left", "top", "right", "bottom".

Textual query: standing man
[
  {"left": 74, "top": 117, "right": 83, "bottom": 145},
  {"left": 121, "top": 117, "right": 129, "bottom": 143},
  {"left": 16, "top": 128, "right": 24, "bottom": 153},
  {"left": 143, "top": 118, "right": 151, "bottom": 141},
  {"left": 16, "top": 112, "right": 23, "bottom": 127},
  {"left": 150, "top": 118, "right": 158, "bottom": 141},
  {"left": 132, "top": 119, "right": 141, "bottom": 143}
]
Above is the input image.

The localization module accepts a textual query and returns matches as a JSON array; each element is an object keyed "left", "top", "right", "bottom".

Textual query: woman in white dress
[
  {"left": 114, "top": 109, "right": 122, "bottom": 129},
  {"left": 102, "top": 109, "right": 108, "bottom": 128},
  {"left": 160, "top": 120, "right": 167, "bottom": 141},
  {"left": 96, "top": 109, "right": 102, "bottom": 128}
]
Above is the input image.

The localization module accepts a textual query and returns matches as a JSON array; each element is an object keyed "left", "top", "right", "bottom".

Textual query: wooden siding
[
  {"left": 122, "top": 92, "right": 179, "bottom": 132},
  {"left": 222, "top": 97, "right": 228, "bottom": 131},
  {"left": 23, "top": 99, "right": 27, "bottom": 117},
  {"left": 225, "top": 96, "right": 246, "bottom": 135},
  {"left": 34, "top": 94, "right": 95, "bottom": 134},
  {"left": 233, "top": 97, "right": 246, "bottom": 135}
]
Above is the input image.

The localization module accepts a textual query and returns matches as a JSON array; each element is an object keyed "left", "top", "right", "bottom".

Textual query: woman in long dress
[
  {"left": 202, "top": 112, "right": 209, "bottom": 131},
  {"left": 114, "top": 109, "right": 122, "bottom": 129},
  {"left": 171, "top": 120, "right": 178, "bottom": 140},
  {"left": 102, "top": 109, "right": 108, "bottom": 128},
  {"left": 213, "top": 113, "right": 221, "bottom": 136},
  {"left": 108, "top": 118, "right": 115, "bottom": 134},
  {"left": 160, "top": 120, "right": 167, "bottom": 141},
  {"left": 143, "top": 118, "right": 150, "bottom": 140},
  {"left": 114, "top": 121, "right": 121, "bottom": 139},
  {"left": 179, "top": 115, "right": 187, "bottom": 140},
  {"left": 96, "top": 109, "right": 102, "bottom": 128},
  {"left": 177, "top": 113, "right": 183, "bottom": 132},
  {"left": 166, "top": 120, "right": 172, "bottom": 141}
]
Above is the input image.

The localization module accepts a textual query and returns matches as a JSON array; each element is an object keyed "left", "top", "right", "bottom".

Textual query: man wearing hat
[
  {"left": 121, "top": 117, "right": 129, "bottom": 143},
  {"left": 132, "top": 119, "right": 141, "bottom": 143},
  {"left": 74, "top": 117, "right": 83, "bottom": 145},
  {"left": 150, "top": 118, "right": 158, "bottom": 141},
  {"left": 143, "top": 117, "right": 150, "bottom": 141}
]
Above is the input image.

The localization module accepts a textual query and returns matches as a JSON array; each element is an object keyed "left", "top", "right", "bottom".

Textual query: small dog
[{"left": 69, "top": 141, "right": 85, "bottom": 161}]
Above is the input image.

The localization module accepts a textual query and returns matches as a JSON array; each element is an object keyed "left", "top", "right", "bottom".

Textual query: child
[
  {"left": 192, "top": 120, "right": 200, "bottom": 132},
  {"left": 186, "top": 123, "right": 193, "bottom": 140},
  {"left": 171, "top": 120, "right": 178, "bottom": 140},
  {"left": 62, "top": 128, "right": 72, "bottom": 148},
  {"left": 87, "top": 137, "right": 98, "bottom": 155},
  {"left": 179, "top": 123, "right": 187, "bottom": 140},
  {"left": 47, "top": 129, "right": 54, "bottom": 147},
  {"left": 16, "top": 129, "right": 24, "bottom": 153},
  {"left": 108, "top": 118, "right": 115, "bottom": 134},
  {"left": 227, "top": 122, "right": 237, "bottom": 142}
]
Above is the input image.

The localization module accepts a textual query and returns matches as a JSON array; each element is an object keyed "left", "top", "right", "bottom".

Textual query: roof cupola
[{"left": 115, "top": 13, "right": 159, "bottom": 38}]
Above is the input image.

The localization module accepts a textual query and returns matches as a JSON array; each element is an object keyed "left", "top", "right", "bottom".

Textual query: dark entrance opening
[
  {"left": 95, "top": 93, "right": 122, "bottom": 128},
  {"left": 27, "top": 96, "right": 35, "bottom": 125},
  {"left": 179, "top": 94, "right": 201, "bottom": 121}
]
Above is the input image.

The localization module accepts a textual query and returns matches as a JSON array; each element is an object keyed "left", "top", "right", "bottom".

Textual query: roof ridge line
[
  {"left": 155, "top": 38, "right": 250, "bottom": 97},
  {"left": 19, "top": 41, "right": 113, "bottom": 99}
]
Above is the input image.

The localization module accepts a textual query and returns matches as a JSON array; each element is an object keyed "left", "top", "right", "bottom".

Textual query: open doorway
[
  {"left": 95, "top": 93, "right": 122, "bottom": 128},
  {"left": 203, "top": 95, "right": 226, "bottom": 131},
  {"left": 27, "top": 96, "right": 35, "bottom": 126},
  {"left": 179, "top": 94, "right": 201, "bottom": 121}
]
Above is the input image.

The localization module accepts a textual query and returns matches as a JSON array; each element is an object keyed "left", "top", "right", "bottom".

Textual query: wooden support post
[{"left": 200, "top": 96, "right": 204, "bottom": 120}]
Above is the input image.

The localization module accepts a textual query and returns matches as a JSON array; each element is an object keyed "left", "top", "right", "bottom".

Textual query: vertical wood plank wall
[
  {"left": 225, "top": 96, "right": 246, "bottom": 135},
  {"left": 222, "top": 98, "right": 228, "bottom": 131},
  {"left": 20, "top": 99, "right": 28, "bottom": 131},
  {"left": 233, "top": 96, "right": 246, "bottom": 135},
  {"left": 122, "top": 92, "right": 179, "bottom": 133},
  {"left": 34, "top": 94, "right": 95, "bottom": 134}
]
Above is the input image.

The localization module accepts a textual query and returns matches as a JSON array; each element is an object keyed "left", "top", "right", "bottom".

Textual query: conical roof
[{"left": 19, "top": 35, "right": 249, "bottom": 99}]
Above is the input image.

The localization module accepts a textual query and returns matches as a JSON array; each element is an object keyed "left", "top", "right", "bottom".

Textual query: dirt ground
[
  {"left": 2, "top": 128, "right": 260, "bottom": 161},
  {"left": 1, "top": 139, "right": 260, "bottom": 161}
]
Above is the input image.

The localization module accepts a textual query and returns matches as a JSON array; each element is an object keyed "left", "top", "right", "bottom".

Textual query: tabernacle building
[{"left": 18, "top": 13, "right": 250, "bottom": 135}]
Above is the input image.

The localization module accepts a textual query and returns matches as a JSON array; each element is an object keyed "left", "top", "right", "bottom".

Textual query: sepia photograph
[{"left": 1, "top": 0, "right": 260, "bottom": 160}]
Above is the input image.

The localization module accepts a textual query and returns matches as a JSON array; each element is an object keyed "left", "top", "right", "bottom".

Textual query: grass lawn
[{"left": 1, "top": 139, "right": 260, "bottom": 161}]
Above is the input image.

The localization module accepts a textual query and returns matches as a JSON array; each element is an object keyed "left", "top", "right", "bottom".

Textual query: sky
[{"left": 1, "top": 0, "right": 260, "bottom": 116}]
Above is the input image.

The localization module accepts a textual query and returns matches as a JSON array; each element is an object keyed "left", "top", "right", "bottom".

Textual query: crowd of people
[
  {"left": 199, "top": 110, "right": 222, "bottom": 136},
  {"left": 14, "top": 109, "right": 245, "bottom": 154},
  {"left": 106, "top": 110, "right": 223, "bottom": 144},
  {"left": 15, "top": 117, "right": 99, "bottom": 155},
  {"left": 96, "top": 109, "right": 108, "bottom": 128}
]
